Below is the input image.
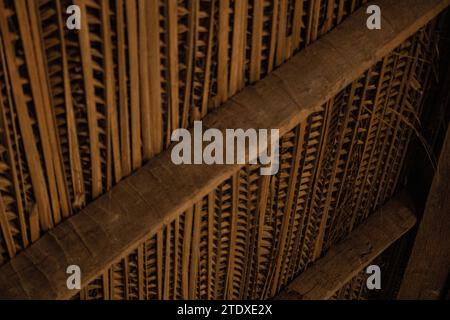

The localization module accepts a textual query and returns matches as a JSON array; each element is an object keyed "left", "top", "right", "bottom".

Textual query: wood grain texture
[
  {"left": 281, "top": 193, "right": 416, "bottom": 300},
  {"left": 0, "top": 0, "right": 447, "bottom": 300},
  {"left": 0, "top": 0, "right": 373, "bottom": 266}
]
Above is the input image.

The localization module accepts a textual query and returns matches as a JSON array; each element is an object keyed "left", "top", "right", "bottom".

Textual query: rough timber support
[
  {"left": 277, "top": 194, "right": 416, "bottom": 300},
  {"left": 0, "top": 0, "right": 448, "bottom": 299},
  {"left": 398, "top": 125, "right": 450, "bottom": 299}
]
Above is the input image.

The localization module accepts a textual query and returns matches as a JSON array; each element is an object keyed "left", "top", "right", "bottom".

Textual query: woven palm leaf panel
[
  {"left": 71, "top": 20, "right": 439, "bottom": 300},
  {"left": 0, "top": 0, "right": 371, "bottom": 267}
]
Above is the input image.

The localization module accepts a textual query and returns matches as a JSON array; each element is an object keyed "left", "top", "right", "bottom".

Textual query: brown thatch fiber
[
  {"left": 0, "top": 0, "right": 370, "bottom": 266},
  {"left": 0, "top": 0, "right": 448, "bottom": 301},
  {"left": 74, "top": 23, "right": 439, "bottom": 300}
]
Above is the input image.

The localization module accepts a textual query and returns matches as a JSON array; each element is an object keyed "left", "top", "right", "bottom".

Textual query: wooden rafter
[
  {"left": 0, "top": 0, "right": 448, "bottom": 300},
  {"left": 277, "top": 193, "right": 416, "bottom": 300}
]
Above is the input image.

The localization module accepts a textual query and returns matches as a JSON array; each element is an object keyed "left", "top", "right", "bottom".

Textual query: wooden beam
[
  {"left": 398, "top": 125, "right": 450, "bottom": 299},
  {"left": 0, "top": 0, "right": 448, "bottom": 299},
  {"left": 277, "top": 193, "right": 417, "bottom": 300}
]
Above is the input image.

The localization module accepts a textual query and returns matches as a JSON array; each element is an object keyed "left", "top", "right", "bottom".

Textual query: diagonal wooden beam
[
  {"left": 276, "top": 193, "right": 417, "bottom": 300},
  {"left": 0, "top": 0, "right": 448, "bottom": 299}
]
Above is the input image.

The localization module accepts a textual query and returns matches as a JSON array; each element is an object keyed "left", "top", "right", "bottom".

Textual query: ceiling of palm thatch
[
  {"left": 0, "top": 0, "right": 449, "bottom": 301},
  {"left": 0, "top": 0, "right": 372, "bottom": 265}
]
